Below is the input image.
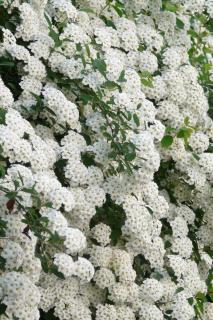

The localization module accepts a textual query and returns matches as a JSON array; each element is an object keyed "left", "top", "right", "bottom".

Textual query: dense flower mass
[{"left": 0, "top": 0, "right": 212, "bottom": 319}]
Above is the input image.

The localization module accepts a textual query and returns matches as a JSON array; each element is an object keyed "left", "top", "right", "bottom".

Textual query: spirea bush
[{"left": 0, "top": 0, "right": 212, "bottom": 319}]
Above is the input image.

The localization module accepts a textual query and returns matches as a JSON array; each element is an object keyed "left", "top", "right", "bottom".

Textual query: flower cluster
[{"left": 0, "top": 0, "right": 212, "bottom": 320}]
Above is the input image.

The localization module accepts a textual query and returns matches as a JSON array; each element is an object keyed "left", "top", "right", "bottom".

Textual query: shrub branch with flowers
[{"left": 0, "top": 0, "right": 212, "bottom": 320}]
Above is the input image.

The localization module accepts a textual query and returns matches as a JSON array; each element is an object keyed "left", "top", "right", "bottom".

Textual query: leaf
[
  {"left": 165, "top": 126, "right": 176, "bottom": 134},
  {"left": 125, "top": 152, "right": 136, "bottom": 161},
  {"left": 162, "top": 2, "right": 178, "bottom": 13},
  {"left": 146, "top": 206, "right": 153, "bottom": 215},
  {"left": 103, "top": 131, "right": 112, "bottom": 140},
  {"left": 0, "top": 303, "right": 7, "bottom": 316},
  {"left": 50, "top": 265, "right": 65, "bottom": 279},
  {"left": 188, "top": 297, "right": 194, "bottom": 305},
  {"left": 48, "top": 231, "right": 62, "bottom": 245},
  {"left": 80, "top": 93, "right": 92, "bottom": 105},
  {"left": 0, "top": 217, "right": 7, "bottom": 237},
  {"left": 0, "top": 256, "right": 6, "bottom": 271},
  {"left": 14, "top": 180, "right": 20, "bottom": 190},
  {"left": 176, "top": 287, "right": 185, "bottom": 294},
  {"left": 0, "top": 61, "right": 15, "bottom": 67},
  {"left": 100, "top": 15, "right": 116, "bottom": 29},
  {"left": 44, "top": 13, "right": 62, "bottom": 47},
  {"left": 0, "top": 108, "right": 7, "bottom": 124},
  {"left": 164, "top": 240, "right": 172, "bottom": 248},
  {"left": 80, "top": 54, "right": 86, "bottom": 68},
  {"left": 118, "top": 70, "right": 126, "bottom": 82},
  {"left": 140, "top": 70, "right": 152, "bottom": 78},
  {"left": 196, "top": 292, "right": 206, "bottom": 300},
  {"left": 85, "top": 44, "right": 91, "bottom": 58},
  {"left": 165, "top": 310, "right": 173, "bottom": 314},
  {"left": 177, "top": 127, "right": 193, "bottom": 144},
  {"left": 112, "top": 4, "right": 124, "bottom": 17},
  {"left": 152, "top": 272, "right": 163, "bottom": 281},
  {"left": 161, "top": 135, "right": 173, "bottom": 148},
  {"left": 92, "top": 58, "right": 107, "bottom": 77},
  {"left": 40, "top": 255, "right": 49, "bottom": 273},
  {"left": 22, "top": 187, "right": 37, "bottom": 195},
  {"left": 138, "top": 43, "right": 145, "bottom": 52},
  {"left": 79, "top": 7, "right": 95, "bottom": 13},
  {"left": 192, "top": 153, "right": 200, "bottom": 161},
  {"left": 39, "top": 308, "right": 60, "bottom": 320},
  {"left": 122, "top": 142, "right": 137, "bottom": 161},
  {"left": 0, "top": 163, "right": 6, "bottom": 179},
  {"left": 103, "top": 80, "right": 119, "bottom": 90},
  {"left": 184, "top": 116, "right": 190, "bottom": 126},
  {"left": 133, "top": 114, "right": 140, "bottom": 126},
  {"left": 176, "top": 18, "right": 184, "bottom": 29},
  {"left": 76, "top": 43, "right": 82, "bottom": 51},
  {"left": 141, "top": 78, "right": 153, "bottom": 88},
  {"left": 108, "top": 151, "right": 117, "bottom": 159},
  {"left": 44, "top": 202, "right": 53, "bottom": 208}
]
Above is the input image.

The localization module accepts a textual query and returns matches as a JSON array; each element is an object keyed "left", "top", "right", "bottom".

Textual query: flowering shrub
[{"left": 0, "top": 0, "right": 212, "bottom": 319}]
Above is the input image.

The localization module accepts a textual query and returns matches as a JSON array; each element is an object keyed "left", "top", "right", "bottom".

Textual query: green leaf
[
  {"left": 176, "top": 17, "right": 184, "bottom": 29},
  {"left": 188, "top": 297, "right": 194, "bottom": 305},
  {"left": 14, "top": 180, "right": 20, "bottom": 190},
  {"left": 152, "top": 272, "right": 163, "bottom": 281},
  {"left": 0, "top": 163, "right": 6, "bottom": 179},
  {"left": 184, "top": 116, "right": 190, "bottom": 126},
  {"left": 164, "top": 240, "right": 172, "bottom": 248},
  {"left": 0, "top": 108, "right": 7, "bottom": 125},
  {"left": 0, "top": 303, "right": 7, "bottom": 316},
  {"left": 49, "top": 231, "right": 62, "bottom": 245},
  {"left": 76, "top": 43, "right": 82, "bottom": 51},
  {"left": 0, "top": 217, "right": 7, "bottom": 237},
  {"left": 162, "top": 2, "right": 178, "bottom": 12},
  {"left": 161, "top": 135, "right": 173, "bottom": 148},
  {"left": 192, "top": 153, "right": 200, "bottom": 161},
  {"left": 176, "top": 287, "right": 185, "bottom": 294},
  {"left": 103, "top": 131, "right": 112, "bottom": 140},
  {"left": 80, "top": 53, "right": 86, "bottom": 68},
  {"left": 79, "top": 93, "right": 92, "bottom": 105},
  {"left": 133, "top": 113, "right": 140, "bottom": 126},
  {"left": 196, "top": 292, "right": 206, "bottom": 300},
  {"left": 0, "top": 61, "right": 15, "bottom": 67},
  {"left": 141, "top": 78, "right": 153, "bottom": 88},
  {"left": 188, "top": 29, "right": 198, "bottom": 38},
  {"left": 165, "top": 126, "right": 176, "bottom": 134},
  {"left": 103, "top": 80, "right": 119, "bottom": 90},
  {"left": 108, "top": 151, "right": 117, "bottom": 159},
  {"left": 92, "top": 58, "right": 107, "bottom": 77},
  {"left": 39, "top": 254, "right": 49, "bottom": 273},
  {"left": 5, "top": 191, "right": 17, "bottom": 199},
  {"left": 125, "top": 151, "right": 136, "bottom": 161},
  {"left": 122, "top": 142, "right": 137, "bottom": 161},
  {"left": 118, "top": 70, "right": 126, "bottom": 83},
  {"left": 112, "top": 4, "right": 124, "bottom": 17},
  {"left": 177, "top": 127, "right": 193, "bottom": 142},
  {"left": 40, "top": 309, "right": 59, "bottom": 320},
  {"left": 85, "top": 44, "right": 91, "bottom": 58},
  {"left": 44, "top": 13, "right": 62, "bottom": 47},
  {"left": 138, "top": 43, "right": 145, "bottom": 52},
  {"left": 140, "top": 70, "right": 152, "bottom": 78},
  {"left": 22, "top": 187, "right": 37, "bottom": 195},
  {"left": 79, "top": 7, "right": 95, "bottom": 13},
  {"left": 100, "top": 15, "right": 116, "bottom": 29},
  {"left": 44, "top": 202, "right": 53, "bottom": 208}
]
